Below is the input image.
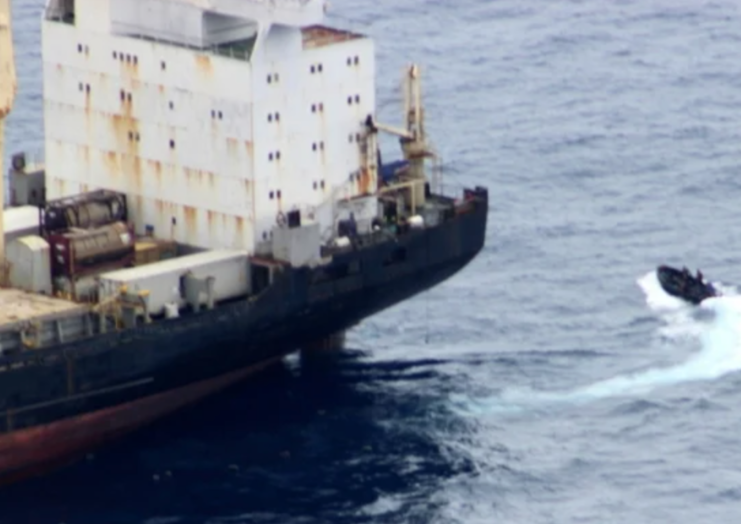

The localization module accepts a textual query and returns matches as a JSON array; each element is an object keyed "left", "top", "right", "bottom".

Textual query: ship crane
[
  {"left": 364, "top": 64, "right": 436, "bottom": 211},
  {"left": 0, "top": 0, "right": 16, "bottom": 281}
]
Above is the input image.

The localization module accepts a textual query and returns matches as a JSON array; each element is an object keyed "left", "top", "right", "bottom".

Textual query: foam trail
[
  {"left": 452, "top": 294, "right": 741, "bottom": 416},
  {"left": 566, "top": 298, "right": 741, "bottom": 400}
]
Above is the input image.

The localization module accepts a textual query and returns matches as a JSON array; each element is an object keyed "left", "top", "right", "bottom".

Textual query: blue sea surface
[{"left": 6, "top": 0, "right": 741, "bottom": 522}]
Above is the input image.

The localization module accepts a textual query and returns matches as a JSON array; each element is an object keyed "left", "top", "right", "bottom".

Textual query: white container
[
  {"left": 7, "top": 235, "right": 52, "bottom": 295},
  {"left": 4, "top": 206, "right": 40, "bottom": 244},
  {"left": 97, "top": 250, "right": 250, "bottom": 315}
]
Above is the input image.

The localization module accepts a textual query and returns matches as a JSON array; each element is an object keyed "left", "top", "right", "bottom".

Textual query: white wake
[{"left": 452, "top": 270, "right": 741, "bottom": 416}]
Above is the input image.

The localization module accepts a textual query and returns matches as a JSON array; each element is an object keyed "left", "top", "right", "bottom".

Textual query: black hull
[
  {"left": 656, "top": 264, "right": 719, "bottom": 305},
  {"left": 0, "top": 188, "right": 488, "bottom": 483}
]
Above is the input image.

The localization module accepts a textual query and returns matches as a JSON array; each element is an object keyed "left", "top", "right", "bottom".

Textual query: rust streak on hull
[{"left": 0, "top": 356, "right": 285, "bottom": 486}]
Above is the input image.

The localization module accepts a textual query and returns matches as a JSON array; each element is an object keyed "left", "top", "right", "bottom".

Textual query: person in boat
[{"left": 678, "top": 267, "right": 689, "bottom": 291}]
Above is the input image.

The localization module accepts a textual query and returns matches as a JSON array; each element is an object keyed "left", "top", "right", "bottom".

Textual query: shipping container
[
  {"left": 47, "top": 221, "right": 135, "bottom": 278},
  {"left": 42, "top": 189, "right": 128, "bottom": 234},
  {"left": 6, "top": 236, "right": 52, "bottom": 295},
  {"left": 4, "top": 206, "right": 41, "bottom": 244},
  {"left": 97, "top": 250, "right": 250, "bottom": 316}
]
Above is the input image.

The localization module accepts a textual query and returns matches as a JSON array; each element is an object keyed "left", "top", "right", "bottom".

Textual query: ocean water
[{"left": 5, "top": 0, "right": 741, "bottom": 522}]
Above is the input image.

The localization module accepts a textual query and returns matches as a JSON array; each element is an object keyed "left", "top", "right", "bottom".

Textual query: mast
[{"left": 0, "top": 0, "right": 16, "bottom": 282}]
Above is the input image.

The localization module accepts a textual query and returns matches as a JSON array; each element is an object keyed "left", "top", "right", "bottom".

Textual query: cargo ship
[{"left": 0, "top": 0, "right": 488, "bottom": 485}]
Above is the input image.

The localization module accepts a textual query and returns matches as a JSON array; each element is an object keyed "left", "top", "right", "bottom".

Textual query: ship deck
[{"left": 0, "top": 289, "right": 89, "bottom": 330}]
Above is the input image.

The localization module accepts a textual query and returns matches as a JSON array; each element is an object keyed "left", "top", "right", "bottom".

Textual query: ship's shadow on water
[{"left": 0, "top": 348, "right": 473, "bottom": 524}]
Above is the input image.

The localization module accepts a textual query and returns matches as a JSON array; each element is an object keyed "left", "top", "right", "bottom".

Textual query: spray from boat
[{"left": 451, "top": 269, "right": 741, "bottom": 416}]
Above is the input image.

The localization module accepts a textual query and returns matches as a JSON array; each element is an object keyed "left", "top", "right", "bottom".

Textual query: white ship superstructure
[{"left": 41, "top": 0, "right": 378, "bottom": 253}]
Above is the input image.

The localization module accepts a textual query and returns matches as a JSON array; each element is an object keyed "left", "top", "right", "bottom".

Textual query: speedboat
[{"left": 656, "top": 265, "right": 720, "bottom": 305}]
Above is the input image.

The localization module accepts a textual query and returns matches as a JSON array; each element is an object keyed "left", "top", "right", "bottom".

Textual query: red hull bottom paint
[{"left": 0, "top": 356, "right": 285, "bottom": 486}]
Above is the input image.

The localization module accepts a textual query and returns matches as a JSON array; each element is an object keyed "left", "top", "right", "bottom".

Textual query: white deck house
[{"left": 41, "top": 0, "right": 378, "bottom": 252}]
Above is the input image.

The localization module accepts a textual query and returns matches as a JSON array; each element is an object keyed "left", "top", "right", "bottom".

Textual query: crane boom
[{"left": 0, "top": 0, "right": 16, "bottom": 274}]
